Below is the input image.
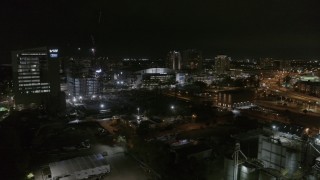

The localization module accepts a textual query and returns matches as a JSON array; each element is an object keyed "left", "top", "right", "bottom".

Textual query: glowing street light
[
  {"left": 27, "top": 173, "right": 34, "bottom": 179},
  {"left": 100, "top": 104, "right": 105, "bottom": 109},
  {"left": 192, "top": 114, "right": 197, "bottom": 121},
  {"left": 305, "top": 128, "right": 310, "bottom": 134},
  {"left": 137, "top": 107, "right": 140, "bottom": 120},
  {"left": 91, "top": 48, "right": 95, "bottom": 54}
]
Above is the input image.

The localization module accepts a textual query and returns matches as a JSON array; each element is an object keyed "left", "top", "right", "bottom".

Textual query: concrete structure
[
  {"left": 227, "top": 127, "right": 312, "bottom": 179},
  {"left": 202, "top": 58, "right": 215, "bottom": 73},
  {"left": 66, "top": 57, "right": 101, "bottom": 97},
  {"left": 167, "top": 51, "right": 181, "bottom": 71},
  {"left": 12, "top": 47, "right": 63, "bottom": 108},
  {"left": 67, "top": 77, "right": 100, "bottom": 97},
  {"left": 224, "top": 155, "right": 237, "bottom": 180},
  {"left": 215, "top": 55, "right": 230, "bottom": 74},
  {"left": 182, "top": 49, "right": 202, "bottom": 71},
  {"left": 295, "top": 74, "right": 320, "bottom": 97},
  {"left": 216, "top": 90, "right": 255, "bottom": 109},
  {"left": 176, "top": 73, "right": 186, "bottom": 84},
  {"left": 48, "top": 154, "right": 110, "bottom": 180},
  {"left": 257, "top": 135, "right": 302, "bottom": 178},
  {"left": 239, "top": 163, "right": 259, "bottom": 180},
  {"left": 135, "top": 68, "right": 175, "bottom": 88}
]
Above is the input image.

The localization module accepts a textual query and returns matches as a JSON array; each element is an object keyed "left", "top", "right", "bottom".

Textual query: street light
[
  {"left": 315, "top": 138, "right": 320, "bottom": 146},
  {"left": 305, "top": 128, "right": 310, "bottom": 134},
  {"left": 100, "top": 104, "right": 105, "bottom": 109},
  {"left": 137, "top": 107, "right": 140, "bottom": 120},
  {"left": 91, "top": 48, "right": 95, "bottom": 54},
  {"left": 308, "top": 101, "right": 311, "bottom": 110}
]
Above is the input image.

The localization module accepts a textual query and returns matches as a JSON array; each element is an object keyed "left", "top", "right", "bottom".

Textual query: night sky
[{"left": 1, "top": 0, "right": 320, "bottom": 62}]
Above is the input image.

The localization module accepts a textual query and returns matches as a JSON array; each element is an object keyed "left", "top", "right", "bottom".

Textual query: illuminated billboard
[{"left": 49, "top": 48, "right": 59, "bottom": 58}]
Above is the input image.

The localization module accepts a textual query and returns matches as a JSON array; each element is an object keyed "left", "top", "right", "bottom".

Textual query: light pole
[
  {"left": 170, "top": 105, "right": 175, "bottom": 121},
  {"left": 308, "top": 101, "right": 311, "bottom": 110}
]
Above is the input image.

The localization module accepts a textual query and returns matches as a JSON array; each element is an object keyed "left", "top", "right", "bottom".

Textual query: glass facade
[
  {"left": 12, "top": 47, "right": 61, "bottom": 106},
  {"left": 16, "top": 52, "right": 51, "bottom": 94}
]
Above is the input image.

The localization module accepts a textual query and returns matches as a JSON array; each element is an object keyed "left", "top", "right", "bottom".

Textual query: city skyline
[{"left": 1, "top": 0, "right": 320, "bottom": 62}]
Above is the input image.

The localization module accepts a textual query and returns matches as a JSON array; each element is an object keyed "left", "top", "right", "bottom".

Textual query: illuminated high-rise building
[
  {"left": 182, "top": 49, "right": 202, "bottom": 71},
  {"left": 12, "top": 47, "right": 62, "bottom": 107},
  {"left": 215, "top": 55, "right": 230, "bottom": 74},
  {"left": 167, "top": 51, "right": 181, "bottom": 70}
]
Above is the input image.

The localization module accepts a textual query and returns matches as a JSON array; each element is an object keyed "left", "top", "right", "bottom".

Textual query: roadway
[{"left": 261, "top": 71, "right": 320, "bottom": 104}]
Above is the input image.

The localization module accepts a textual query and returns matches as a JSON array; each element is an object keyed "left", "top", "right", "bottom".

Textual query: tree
[
  {"left": 283, "top": 75, "right": 292, "bottom": 88},
  {"left": 193, "top": 81, "right": 207, "bottom": 92},
  {"left": 136, "top": 121, "right": 151, "bottom": 137},
  {"left": 303, "top": 109, "right": 308, "bottom": 115}
]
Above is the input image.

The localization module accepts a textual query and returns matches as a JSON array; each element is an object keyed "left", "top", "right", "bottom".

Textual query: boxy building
[{"left": 12, "top": 47, "right": 65, "bottom": 110}]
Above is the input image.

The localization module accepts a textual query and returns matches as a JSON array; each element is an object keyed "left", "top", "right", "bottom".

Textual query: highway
[{"left": 260, "top": 71, "right": 320, "bottom": 114}]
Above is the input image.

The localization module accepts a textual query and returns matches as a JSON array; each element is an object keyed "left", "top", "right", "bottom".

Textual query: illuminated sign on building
[
  {"left": 50, "top": 54, "right": 58, "bottom": 58},
  {"left": 49, "top": 49, "right": 58, "bottom": 53},
  {"left": 49, "top": 49, "right": 59, "bottom": 58}
]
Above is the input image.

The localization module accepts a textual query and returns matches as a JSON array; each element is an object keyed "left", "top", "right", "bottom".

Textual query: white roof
[{"left": 49, "top": 154, "right": 109, "bottom": 180}]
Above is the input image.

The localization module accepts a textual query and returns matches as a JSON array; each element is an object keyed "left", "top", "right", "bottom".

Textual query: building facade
[
  {"left": 12, "top": 47, "right": 63, "bottom": 108},
  {"left": 167, "top": 51, "right": 181, "bottom": 71},
  {"left": 66, "top": 57, "right": 101, "bottom": 97},
  {"left": 215, "top": 55, "right": 230, "bottom": 74},
  {"left": 182, "top": 49, "right": 202, "bottom": 71}
]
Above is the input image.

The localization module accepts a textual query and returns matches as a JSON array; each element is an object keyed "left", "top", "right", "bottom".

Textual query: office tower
[
  {"left": 12, "top": 47, "right": 63, "bottom": 108},
  {"left": 215, "top": 55, "right": 230, "bottom": 74},
  {"left": 167, "top": 51, "right": 181, "bottom": 70},
  {"left": 182, "top": 49, "right": 202, "bottom": 71}
]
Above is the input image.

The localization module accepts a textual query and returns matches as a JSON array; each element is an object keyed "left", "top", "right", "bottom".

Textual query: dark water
[{"left": 216, "top": 89, "right": 255, "bottom": 107}]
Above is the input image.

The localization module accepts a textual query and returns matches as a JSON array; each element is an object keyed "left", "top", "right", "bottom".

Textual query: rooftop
[{"left": 49, "top": 154, "right": 110, "bottom": 180}]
